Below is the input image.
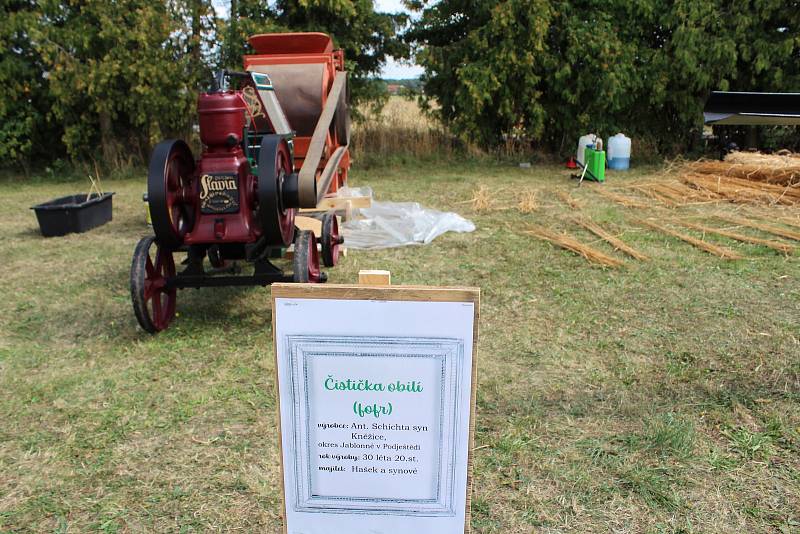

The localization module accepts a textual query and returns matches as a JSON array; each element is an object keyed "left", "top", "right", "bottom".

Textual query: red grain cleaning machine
[{"left": 130, "top": 32, "right": 350, "bottom": 333}]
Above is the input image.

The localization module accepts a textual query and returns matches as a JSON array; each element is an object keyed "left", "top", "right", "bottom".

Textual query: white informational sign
[{"left": 271, "top": 284, "right": 479, "bottom": 534}]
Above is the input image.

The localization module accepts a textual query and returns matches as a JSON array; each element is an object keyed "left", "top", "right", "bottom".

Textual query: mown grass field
[{"left": 1, "top": 155, "right": 800, "bottom": 533}]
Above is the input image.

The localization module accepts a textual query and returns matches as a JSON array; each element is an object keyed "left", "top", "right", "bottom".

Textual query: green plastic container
[{"left": 584, "top": 147, "right": 606, "bottom": 182}]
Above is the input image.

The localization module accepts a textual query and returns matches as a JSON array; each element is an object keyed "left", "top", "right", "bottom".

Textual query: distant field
[
  {"left": 351, "top": 96, "right": 458, "bottom": 162},
  {"left": 1, "top": 158, "right": 799, "bottom": 533}
]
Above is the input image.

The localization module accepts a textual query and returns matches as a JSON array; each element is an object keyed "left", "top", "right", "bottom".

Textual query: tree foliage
[
  {"left": 408, "top": 0, "right": 800, "bottom": 153},
  {"left": 2, "top": 0, "right": 405, "bottom": 168},
  {"left": 32, "top": 0, "right": 213, "bottom": 162},
  {"left": 3, "top": 0, "right": 798, "bottom": 167},
  {"left": 220, "top": 0, "right": 408, "bottom": 110},
  {"left": 0, "top": 1, "right": 53, "bottom": 166}
]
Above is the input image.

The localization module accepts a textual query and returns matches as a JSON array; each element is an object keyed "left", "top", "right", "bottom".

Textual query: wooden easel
[{"left": 270, "top": 271, "right": 479, "bottom": 534}]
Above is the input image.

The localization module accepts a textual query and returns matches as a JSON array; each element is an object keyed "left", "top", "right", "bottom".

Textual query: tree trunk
[
  {"left": 191, "top": 0, "right": 201, "bottom": 63},
  {"left": 229, "top": 0, "right": 238, "bottom": 68},
  {"left": 99, "top": 110, "right": 115, "bottom": 166}
]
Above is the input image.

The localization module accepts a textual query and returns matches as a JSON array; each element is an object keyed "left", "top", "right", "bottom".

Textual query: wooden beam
[
  {"left": 358, "top": 270, "right": 391, "bottom": 285},
  {"left": 298, "top": 72, "right": 347, "bottom": 208},
  {"left": 299, "top": 195, "right": 371, "bottom": 213},
  {"left": 315, "top": 146, "right": 347, "bottom": 207},
  {"left": 294, "top": 215, "right": 322, "bottom": 236}
]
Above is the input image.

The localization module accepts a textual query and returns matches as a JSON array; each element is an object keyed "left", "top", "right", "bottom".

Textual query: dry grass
[
  {"left": 573, "top": 218, "right": 650, "bottom": 260},
  {"left": 635, "top": 219, "right": 744, "bottom": 259},
  {"left": 351, "top": 96, "right": 459, "bottom": 160},
  {"left": 673, "top": 220, "right": 795, "bottom": 255},
  {"left": 523, "top": 225, "right": 625, "bottom": 267}
]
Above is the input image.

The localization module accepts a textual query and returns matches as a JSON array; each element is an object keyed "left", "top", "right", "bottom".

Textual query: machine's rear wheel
[
  {"left": 148, "top": 140, "right": 196, "bottom": 249},
  {"left": 292, "top": 230, "right": 321, "bottom": 283},
  {"left": 257, "top": 136, "right": 295, "bottom": 247},
  {"left": 131, "top": 236, "right": 177, "bottom": 333},
  {"left": 207, "top": 245, "right": 227, "bottom": 269},
  {"left": 321, "top": 212, "right": 342, "bottom": 267}
]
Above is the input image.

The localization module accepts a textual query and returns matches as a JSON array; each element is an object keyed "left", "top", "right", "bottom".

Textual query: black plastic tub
[{"left": 31, "top": 192, "right": 115, "bottom": 237}]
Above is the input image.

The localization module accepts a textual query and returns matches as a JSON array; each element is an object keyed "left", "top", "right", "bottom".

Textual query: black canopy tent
[{"left": 704, "top": 91, "right": 800, "bottom": 125}]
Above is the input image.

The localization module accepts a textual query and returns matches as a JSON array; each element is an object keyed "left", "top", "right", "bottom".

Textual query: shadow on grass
[
  {"left": 16, "top": 226, "right": 45, "bottom": 239},
  {"left": 7, "top": 259, "right": 275, "bottom": 345}
]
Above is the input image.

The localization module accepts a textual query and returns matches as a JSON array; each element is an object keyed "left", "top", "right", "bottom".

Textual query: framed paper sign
[{"left": 271, "top": 283, "right": 480, "bottom": 534}]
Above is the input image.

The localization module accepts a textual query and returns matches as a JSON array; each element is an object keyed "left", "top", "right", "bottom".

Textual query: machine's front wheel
[
  {"left": 131, "top": 236, "right": 177, "bottom": 333},
  {"left": 321, "top": 212, "right": 342, "bottom": 267},
  {"left": 292, "top": 230, "right": 322, "bottom": 283}
]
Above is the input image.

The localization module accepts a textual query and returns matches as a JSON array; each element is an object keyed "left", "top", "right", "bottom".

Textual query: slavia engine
[{"left": 130, "top": 32, "right": 349, "bottom": 333}]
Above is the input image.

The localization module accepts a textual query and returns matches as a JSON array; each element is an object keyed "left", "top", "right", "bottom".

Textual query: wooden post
[{"left": 358, "top": 269, "right": 391, "bottom": 285}]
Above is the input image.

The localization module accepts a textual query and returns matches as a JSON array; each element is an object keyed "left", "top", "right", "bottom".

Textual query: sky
[
  {"left": 212, "top": 0, "right": 423, "bottom": 79},
  {"left": 374, "top": 0, "right": 424, "bottom": 79}
]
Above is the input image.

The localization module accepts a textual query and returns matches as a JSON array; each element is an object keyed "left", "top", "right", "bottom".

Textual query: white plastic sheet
[{"left": 340, "top": 187, "right": 475, "bottom": 250}]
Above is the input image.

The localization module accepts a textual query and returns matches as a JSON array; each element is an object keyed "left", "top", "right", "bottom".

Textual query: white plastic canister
[
  {"left": 607, "top": 133, "right": 631, "bottom": 170},
  {"left": 577, "top": 133, "right": 597, "bottom": 166}
]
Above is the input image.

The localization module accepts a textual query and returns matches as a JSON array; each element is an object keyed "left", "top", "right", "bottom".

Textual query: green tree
[
  {"left": 219, "top": 0, "right": 281, "bottom": 70},
  {"left": 32, "top": 0, "right": 214, "bottom": 163},
  {"left": 408, "top": 0, "right": 800, "bottom": 154},
  {"left": 0, "top": 1, "right": 57, "bottom": 170},
  {"left": 407, "top": 0, "right": 553, "bottom": 147},
  {"left": 220, "top": 0, "right": 409, "bottom": 110}
]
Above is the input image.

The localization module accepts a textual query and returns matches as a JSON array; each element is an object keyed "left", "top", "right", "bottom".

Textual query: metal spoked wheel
[
  {"left": 321, "top": 211, "right": 343, "bottom": 267},
  {"left": 131, "top": 236, "right": 177, "bottom": 333},
  {"left": 148, "top": 139, "right": 197, "bottom": 249},
  {"left": 292, "top": 230, "right": 322, "bottom": 283},
  {"left": 257, "top": 135, "right": 295, "bottom": 247}
]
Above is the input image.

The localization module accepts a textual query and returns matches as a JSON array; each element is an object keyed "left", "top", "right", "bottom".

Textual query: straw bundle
[
  {"left": 635, "top": 185, "right": 678, "bottom": 207},
  {"left": 714, "top": 214, "right": 800, "bottom": 242},
  {"left": 680, "top": 173, "right": 800, "bottom": 206},
  {"left": 674, "top": 220, "right": 794, "bottom": 255},
  {"left": 630, "top": 181, "right": 719, "bottom": 205},
  {"left": 693, "top": 152, "right": 800, "bottom": 186},
  {"left": 595, "top": 188, "right": 652, "bottom": 209},
  {"left": 523, "top": 226, "right": 624, "bottom": 267},
  {"left": 635, "top": 219, "right": 743, "bottom": 259},
  {"left": 555, "top": 191, "right": 584, "bottom": 209},
  {"left": 778, "top": 217, "right": 800, "bottom": 230},
  {"left": 462, "top": 185, "right": 500, "bottom": 212},
  {"left": 573, "top": 218, "right": 649, "bottom": 260},
  {"left": 517, "top": 190, "right": 539, "bottom": 213},
  {"left": 667, "top": 152, "right": 800, "bottom": 206}
]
